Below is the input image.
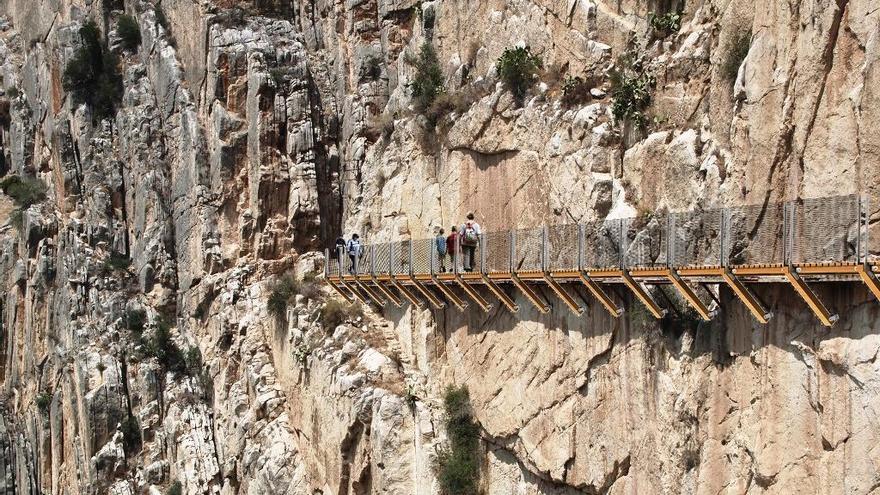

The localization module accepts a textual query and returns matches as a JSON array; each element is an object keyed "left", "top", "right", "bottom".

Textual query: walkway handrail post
[
  {"left": 667, "top": 215, "right": 675, "bottom": 268},
  {"left": 720, "top": 208, "right": 729, "bottom": 268},
  {"left": 783, "top": 202, "right": 794, "bottom": 266},
  {"left": 542, "top": 226, "right": 549, "bottom": 273},
  {"left": 618, "top": 219, "right": 626, "bottom": 270},
  {"left": 408, "top": 240, "right": 414, "bottom": 276},
  {"left": 370, "top": 244, "right": 376, "bottom": 276},
  {"left": 577, "top": 224, "right": 584, "bottom": 271},
  {"left": 480, "top": 233, "right": 487, "bottom": 274},
  {"left": 324, "top": 248, "right": 330, "bottom": 278},
  {"left": 859, "top": 195, "right": 868, "bottom": 265},
  {"left": 510, "top": 230, "right": 517, "bottom": 274},
  {"left": 430, "top": 237, "right": 435, "bottom": 275}
]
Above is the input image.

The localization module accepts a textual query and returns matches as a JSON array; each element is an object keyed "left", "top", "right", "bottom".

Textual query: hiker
[
  {"left": 435, "top": 228, "right": 448, "bottom": 272},
  {"left": 334, "top": 237, "right": 346, "bottom": 262},
  {"left": 347, "top": 234, "right": 363, "bottom": 274},
  {"left": 446, "top": 226, "right": 459, "bottom": 272},
  {"left": 460, "top": 213, "right": 482, "bottom": 272}
]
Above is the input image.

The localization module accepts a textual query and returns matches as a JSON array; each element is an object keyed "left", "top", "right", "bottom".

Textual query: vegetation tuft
[
  {"left": 36, "top": 392, "right": 52, "bottom": 413},
  {"left": 124, "top": 308, "right": 147, "bottom": 334},
  {"left": 62, "top": 21, "right": 123, "bottom": 121},
  {"left": 103, "top": 251, "right": 131, "bottom": 272},
  {"left": 648, "top": 11, "right": 682, "bottom": 38},
  {"left": 436, "top": 385, "right": 481, "bottom": 495},
  {"left": 320, "top": 299, "right": 363, "bottom": 330},
  {"left": 560, "top": 75, "right": 592, "bottom": 107},
  {"left": 117, "top": 15, "right": 141, "bottom": 51},
  {"left": 120, "top": 414, "right": 141, "bottom": 454},
  {"left": 496, "top": 46, "right": 542, "bottom": 104},
  {"left": 610, "top": 53, "right": 655, "bottom": 129},
  {"left": 143, "top": 318, "right": 188, "bottom": 375},
  {"left": 167, "top": 481, "right": 183, "bottom": 495},
  {"left": 722, "top": 30, "right": 752, "bottom": 82},
  {"left": 409, "top": 41, "right": 444, "bottom": 112},
  {"left": 0, "top": 175, "right": 47, "bottom": 208}
]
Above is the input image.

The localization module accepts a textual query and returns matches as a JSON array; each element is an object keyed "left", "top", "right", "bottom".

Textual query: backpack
[
  {"left": 461, "top": 223, "right": 479, "bottom": 246},
  {"left": 347, "top": 239, "right": 361, "bottom": 256}
]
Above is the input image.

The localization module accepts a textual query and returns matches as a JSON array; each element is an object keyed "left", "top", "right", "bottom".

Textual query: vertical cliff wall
[{"left": 0, "top": 0, "right": 878, "bottom": 493}]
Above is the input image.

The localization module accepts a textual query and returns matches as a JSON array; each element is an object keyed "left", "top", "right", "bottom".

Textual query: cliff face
[{"left": 0, "top": 0, "right": 878, "bottom": 494}]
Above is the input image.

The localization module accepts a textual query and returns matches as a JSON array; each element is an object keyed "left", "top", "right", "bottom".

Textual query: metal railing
[{"left": 325, "top": 194, "right": 871, "bottom": 278}]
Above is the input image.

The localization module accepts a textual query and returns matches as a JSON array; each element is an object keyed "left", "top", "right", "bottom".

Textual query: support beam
[
  {"left": 454, "top": 276, "right": 493, "bottom": 313},
  {"left": 721, "top": 269, "right": 771, "bottom": 324},
  {"left": 409, "top": 277, "right": 446, "bottom": 310},
  {"left": 327, "top": 280, "right": 354, "bottom": 303},
  {"left": 340, "top": 279, "right": 371, "bottom": 306},
  {"left": 355, "top": 278, "right": 387, "bottom": 307},
  {"left": 510, "top": 274, "right": 550, "bottom": 314},
  {"left": 577, "top": 272, "right": 623, "bottom": 317},
  {"left": 431, "top": 277, "right": 469, "bottom": 311},
  {"left": 371, "top": 277, "right": 403, "bottom": 308},
  {"left": 480, "top": 274, "right": 519, "bottom": 313},
  {"left": 666, "top": 270, "right": 712, "bottom": 321},
  {"left": 621, "top": 271, "right": 666, "bottom": 319},
  {"left": 390, "top": 276, "right": 425, "bottom": 308},
  {"left": 783, "top": 267, "right": 839, "bottom": 327},
  {"left": 543, "top": 274, "right": 584, "bottom": 316},
  {"left": 856, "top": 265, "right": 880, "bottom": 303}
]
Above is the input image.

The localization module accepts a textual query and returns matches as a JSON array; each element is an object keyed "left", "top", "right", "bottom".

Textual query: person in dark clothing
[
  {"left": 435, "top": 228, "right": 448, "bottom": 272},
  {"left": 446, "top": 226, "right": 459, "bottom": 272},
  {"left": 459, "top": 213, "right": 482, "bottom": 272}
]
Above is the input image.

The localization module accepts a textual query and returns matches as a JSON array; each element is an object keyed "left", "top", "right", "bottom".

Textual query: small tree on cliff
[
  {"left": 436, "top": 385, "right": 481, "bottom": 494},
  {"left": 409, "top": 41, "right": 444, "bottom": 112}
]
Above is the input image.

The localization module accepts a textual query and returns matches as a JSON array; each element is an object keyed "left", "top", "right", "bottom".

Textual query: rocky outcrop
[{"left": 0, "top": 0, "right": 879, "bottom": 493}]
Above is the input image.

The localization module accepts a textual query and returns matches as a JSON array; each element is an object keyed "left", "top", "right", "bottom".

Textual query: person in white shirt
[{"left": 459, "top": 213, "right": 482, "bottom": 272}]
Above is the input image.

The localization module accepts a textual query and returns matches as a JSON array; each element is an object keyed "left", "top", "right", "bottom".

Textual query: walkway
[{"left": 324, "top": 194, "right": 880, "bottom": 327}]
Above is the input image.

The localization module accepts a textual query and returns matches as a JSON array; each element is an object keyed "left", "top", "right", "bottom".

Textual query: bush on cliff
[
  {"left": 409, "top": 41, "right": 444, "bottom": 112},
  {"left": 436, "top": 385, "right": 481, "bottom": 495},
  {"left": 117, "top": 15, "right": 142, "bottom": 51},
  {"left": 496, "top": 45, "right": 542, "bottom": 104},
  {"left": 268, "top": 274, "right": 322, "bottom": 317},
  {"left": 62, "top": 21, "right": 123, "bottom": 121},
  {"left": 610, "top": 53, "right": 655, "bottom": 129},
  {"left": 0, "top": 175, "right": 47, "bottom": 208},
  {"left": 648, "top": 11, "right": 682, "bottom": 38}
]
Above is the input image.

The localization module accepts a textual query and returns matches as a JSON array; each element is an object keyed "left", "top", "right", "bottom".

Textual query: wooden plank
[
  {"left": 431, "top": 278, "right": 469, "bottom": 311},
  {"left": 577, "top": 272, "right": 623, "bottom": 317},
  {"left": 409, "top": 277, "right": 445, "bottom": 309},
  {"left": 355, "top": 279, "right": 387, "bottom": 306},
  {"left": 621, "top": 271, "right": 666, "bottom": 319},
  {"left": 721, "top": 269, "right": 771, "bottom": 324},
  {"left": 586, "top": 269, "right": 625, "bottom": 279},
  {"left": 480, "top": 274, "right": 519, "bottom": 312},
  {"left": 629, "top": 268, "right": 671, "bottom": 278},
  {"left": 731, "top": 266, "right": 787, "bottom": 276},
  {"left": 390, "top": 276, "right": 425, "bottom": 307},
  {"left": 666, "top": 270, "right": 712, "bottom": 321},
  {"left": 510, "top": 275, "right": 550, "bottom": 313},
  {"left": 371, "top": 277, "right": 403, "bottom": 307},
  {"left": 857, "top": 265, "right": 880, "bottom": 302},
  {"left": 795, "top": 264, "right": 859, "bottom": 275},
  {"left": 454, "top": 276, "right": 493, "bottom": 313},
  {"left": 543, "top": 274, "right": 584, "bottom": 316},
  {"left": 677, "top": 267, "right": 724, "bottom": 277},
  {"left": 327, "top": 280, "right": 354, "bottom": 303},
  {"left": 783, "top": 267, "right": 838, "bottom": 327}
]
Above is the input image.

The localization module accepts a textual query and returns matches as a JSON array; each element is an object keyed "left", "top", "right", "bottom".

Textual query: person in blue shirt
[{"left": 435, "top": 228, "right": 448, "bottom": 272}]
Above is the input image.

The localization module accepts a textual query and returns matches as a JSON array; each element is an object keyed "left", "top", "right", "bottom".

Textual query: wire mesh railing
[{"left": 327, "top": 194, "right": 870, "bottom": 277}]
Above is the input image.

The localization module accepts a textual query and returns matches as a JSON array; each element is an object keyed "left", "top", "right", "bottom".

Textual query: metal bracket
[
  {"left": 327, "top": 280, "right": 354, "bottom": 303},
  {"left": 621, "top": 271, "right": 666, "bottom": 319},
  {"left": 454, "top": 275, "right": 493, "bottom": 313},
  {"left": 543, "top": 273, "right": 584, "bottom": 316},
  {"left": 431, "top": 277, "right": 469, "bottom": 311},
  {"left": 390, "top": 276, "right": 425, "bottom": 308},
  {"left": 721, "top": 268, "right": 772, "bottom": 324},
  {"left": 666, "top": 269, "right": 712, "bottom": 321},
  {"left": 577, "top": 271, "right": 623, "bottom": 317},
  {"left": 480, "top": 274, "right": 519, "bottom": 312},
  {"left": 510, "top": 273, "right": 550, "bottom": 313},
  {"left": 783, "top": 267, "right": 838, "bottom": 327},
  {"left": 409, "top": 276, "right": 445, "bottom": 309}
]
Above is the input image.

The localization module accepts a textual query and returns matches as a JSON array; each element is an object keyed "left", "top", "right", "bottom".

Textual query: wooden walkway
[{"left": 325, "top": 194, "right": 876, "bottom": 327}]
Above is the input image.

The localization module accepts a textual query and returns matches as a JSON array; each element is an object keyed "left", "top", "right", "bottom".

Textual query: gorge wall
[{"left": 0, "top": 0, "right": 879, "bottom": 493}]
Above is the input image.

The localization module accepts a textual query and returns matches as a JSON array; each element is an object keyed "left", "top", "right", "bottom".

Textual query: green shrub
[
  {"left": 560, "top": 75, "right": 591, "bottom": 107},
  {"left": 117, "top": 15, "right": 142, "bottom": 51},
  {"left": 293, "top": 343, "right": 311, "bottom": 367},
  {"left": 0, "top": 175, "right": 47, "bottom": 207},
  {"left": 144, "top": 318, "right": 187, "bottom": 375},
  {"left": 5, "top": 87, "right": 19, "bottom": 99},
  {"left": 320, "top": 299, "right": 362, "bottom": 329},
  {"left": 36, "top": 392, "right": 52, "bottom": 413},
  {"left": 722, "top": 30, "right": 752, "bottom": 82},
  {"left": 62, "top": 21, "right": 123, "bottom": 120},
  {"left": 120, "top": 414, "right": 141, "bottom": 453},
  {"left": 496, "top": 46, "right": 542, "bottom": 104},
  {"left": 124, "top": 309, "right": 147, "bottom": 334},
  {"left": 409, "top": 41, "right": 444, "bottom": 112},
  {"left": 437, "top": 385, "right": 480, "bottom": 495},
  {"left": 155, "top": 5, "right": 170, "bottom": 31},
  {"left": 167, "top": 481, "right": 183, "bottom": 495},
  {"left": 184, "top": 346, "right": 203, "bottom": 375},
  {"left": 424, "top": 89, "right": 478, "bottom": 128},
  {"left": 610, "top": 54, "right": 655, "bottom": 129},
  {"left": 649, "top": 11, "right": 682, "bottom": 38}
]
